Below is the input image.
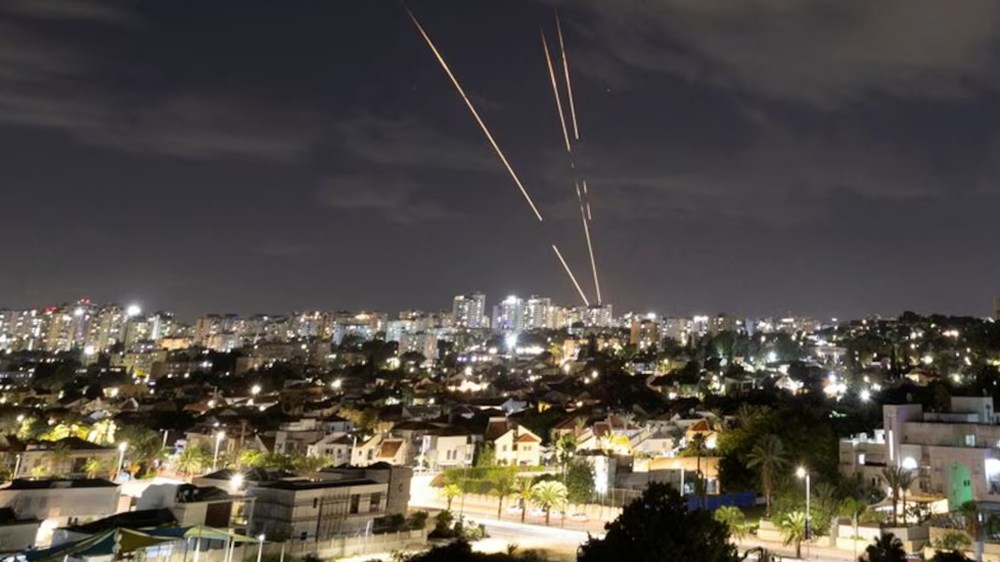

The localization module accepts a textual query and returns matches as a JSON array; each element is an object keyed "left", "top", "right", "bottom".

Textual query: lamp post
[
  {"left": 256, "top": 534, "right": 265, "bottom": 562},
  {"left": 796, "top": 466, "right": 811, "bottom": 540},
  {"left": 116, "top": 442, "right": 128, "bottom": 481},
  {"left": 213, "top": 431, "right": 225, "bottom": 471}
]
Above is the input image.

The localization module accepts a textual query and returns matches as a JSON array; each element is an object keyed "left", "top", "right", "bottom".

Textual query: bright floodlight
[
  {"left": 860, "top": 389, "right": 872, "bottom": 402},
  {"left": 504, "top": 333, "right": 518, "bottom": 350},
  {"left": 126, "top": 304, "right": 141, "bottom": 317},
  {"left": 796, "top": 466, "right": 807, "bottom": 479},
  {"left": 83, "top": 345, "right": 96, "bottom": 356},
  {"left": 230, "top": 473, "right": 244, "bottom": 490},
  {"left": 251, "top": 384, "right": 261, "bottom": 396},
  {"left": 902, "top": 457, "right": 918, "bottom": 471},
  {"left": 331, "top": 379, "right": 342, "bottom": 390},
  {"left": 119, "top": 442, "right": 128, "bottom": 452},
  {"left": 257, "top": 534, "right": 265, "bottom": 541}
]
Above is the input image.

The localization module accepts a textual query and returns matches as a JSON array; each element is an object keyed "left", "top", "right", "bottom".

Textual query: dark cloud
[
  {"left": 549, "top": 0, "right": 1000, "bottom": 105},
  {"left": 316, "top": 175, "right": 465, "bottom": 223}
]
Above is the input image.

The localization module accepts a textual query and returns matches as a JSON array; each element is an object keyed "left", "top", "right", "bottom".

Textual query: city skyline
[{"left": 5, "top": 1, "right": 1000, "bottom": 319}]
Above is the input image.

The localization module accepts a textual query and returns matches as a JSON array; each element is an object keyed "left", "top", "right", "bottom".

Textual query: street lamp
[
  {"left": 116, "top": 442, "right": 128, "bottom": 481},
  {"left": 213, "top": 431, "right": 225, "bottom": 471},
  {"left": 230, "top": 473, "right": 244, "bottom": 494},
  {"left": 256, "top": 534, "right": 265, "bottom": 562},
  {"left": 796, "top": 466, "right": 811, "bottom": 539}
]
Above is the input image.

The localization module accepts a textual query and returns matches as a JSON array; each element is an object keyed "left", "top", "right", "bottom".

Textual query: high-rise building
[
  {"left": 492, "top": 295, "right": 525, "bottom": 333},
  {"left": 577, "top": 304, "right": 613, "bottom": 328},
  {"left": 630, "top": 316, "right": 660, "bottom": 349},
  {"left": 453, "top": 293, "right": 487, "bottom": 329},
  {"left": 524, "top": 296, "right": 553, "bottom": 330},
  {"left": 45, "top": 300, "right": 95, "bottom": 352}
]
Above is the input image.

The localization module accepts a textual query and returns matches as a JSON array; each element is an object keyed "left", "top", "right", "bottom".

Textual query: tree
[
  {"left": 442, "top": 484, "right": 462, "bottom": 512},
  {"left": 490, "top": 470, "right": 516, "bottom": 519},
  {"left": 840, "top": 496, "right": 869, "bottom": 558},
  {"left": 713, "top": 506, "right": 746, "bottom": 540},
  {"left": 565, "top": 460, "right": 595, "bottom": 506},
  {"left": 118, "top": 426, "right": 166, "bottom": 477},
  {"left": 530, "top": 481, "right": 568, "bottom": 526},
  {"left": 513, "top": 478, "right": 533, "bottom": 523},
  {"left": 554, "top": 434, "right": 577, "bottom": 478},
  {"left": 862, "top": 533, "right": 906, "bottom": 562},
  {"left": 175, "top": 445, "right": 210, "bottom": 476},
  {"left": 83, "top": 457, "right": 107, "bottom": 479},
  {"left": 746, "top": 434, "right": 789, "bottom": 516},
  {"left": 959, "top": 501, "right": 985, "bottom": 562},
  {"left": 881, "top": 467, "right": 914, "bottom": 527},
  {"left": 779, "top": 511, "right": 807, "bottom": 559},
  {"left": 578, "top": 482, "right": 739, "bottom": 562},
  {"left": 690, "top": 433, "right": 707, "bottom": 507}
]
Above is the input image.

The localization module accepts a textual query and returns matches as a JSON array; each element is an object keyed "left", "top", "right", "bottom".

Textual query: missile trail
[
  {"left": 541, "top": 29, "right": 572, "bottom": 155},
  {"left": 582, "top": 180, "right": 592, "bottom": 221},
  {"left": 408, "top": 9, "right": 544, "bottom": 222},
  {"left": 555, "top": 11, "right": 580, "bottom": 141},
  {"left": 576, "top": 183, "right": 602, "bottom": 304},
  {"left": 552, "top": 244, "right": 590, "bottom": 306}
]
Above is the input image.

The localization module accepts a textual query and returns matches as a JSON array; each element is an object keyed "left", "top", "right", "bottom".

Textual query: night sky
[{"left": 4, "top": 0, "right": 1000, "bottom": 320}]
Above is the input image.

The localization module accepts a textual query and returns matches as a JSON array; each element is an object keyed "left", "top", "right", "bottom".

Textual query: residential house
[
  {"left": 248, "top": 478, "right": 388, "bottom": 541},
  {"left": 352, "top": 434, "right": 409, "bottom": 467},
  {"left": 0, "top": 479, "right": 119, "bottom": 546},
  {"left": 486, "top": 417, "right": 542, "bottom": 466},
  {"left": 840, "top": 396, "right": 1000, "bottom": 509},
  {"left": 318, "top": 463, "right": 413, "bottom": 516},
  {"left": 16, "top": 437, "right": 118, "bottom": 479},
  {"left": 308, "top": 434, "right": 354, "bottom": 465},
  {"left": 136, "top": 483, "right": 234, "bottom": 527}
]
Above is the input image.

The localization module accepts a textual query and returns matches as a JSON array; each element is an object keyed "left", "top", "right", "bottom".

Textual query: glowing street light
[
  {"left": 116, "top": 442, "right": 128, "bottom": 481},
  {"left": 230, "top": 473, "right": 244, "bottom": 494},
  {"left": 126, "top": 304, "right": 142, "bottom": 318},
  {"left": 213, "top": 431, "right": 225, "bottom": 471},
  {"left": 796, "top": 466, "right": 811, "bottom": 539},
  {"left": 251, "top": 385, "right": 261, "bottom": 396},
  {"left": 256, "top": 534, "right": 266, "bottom": 562},
  {"left": 860, "top": 389, "right": 871, "bottom": 402}
]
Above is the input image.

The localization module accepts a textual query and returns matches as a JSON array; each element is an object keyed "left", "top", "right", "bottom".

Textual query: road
[{"left": 409, "top": 476, "right": 856, "bottom": 562}]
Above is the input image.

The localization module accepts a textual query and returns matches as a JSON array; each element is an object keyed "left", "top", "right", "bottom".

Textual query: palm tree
[
  {"left": 713, "top": 505, "right": 746, "bottom": 540},
  {"left": 555, "top": 435, "right": 577, "bottom": 479},
  {"left": 530, "top": 481, "right": 568, "bottom": 526},
  {"left": 83, "top": 457, "right": 106, "bottom": 479},
  {"left": 839, "top": 496, "right": 868, "bottom": 560},
  {"left": 441, "top": 484, "right": 462, "bottom": 512},
  {"left": 119, "top": 427, "right": 167, "bottom": 477},
  {"left": 490, "top": 470, "right": 516, "bottom": 519},
  {"left": 746, "top": 434, "right": 789, "bottom": 516},
  {"left": 863, "top": 533, "right": 907, "bottom": 562},
  {"left": 175, "top": 445, "right": 209, "bottom": 476},
  {"left": 959, "top": 501, "right": 984, "bottom": 562},
  {"left": 780, "top": 510, "right": 807, "bottom": 559},
  {"left": 881, "top": 466, "right": 914, "bottom": 527},
  {"left": 512, "top": 478, "right": 533, "bottom": 523}
]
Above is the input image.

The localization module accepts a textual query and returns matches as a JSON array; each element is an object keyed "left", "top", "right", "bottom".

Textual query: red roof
[{"left": 515, "top": 433, "right": 540, "bottom": 443}]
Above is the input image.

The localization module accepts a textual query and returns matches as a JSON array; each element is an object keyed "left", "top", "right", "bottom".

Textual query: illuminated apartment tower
[
  {"left": 452, "top": 293, "right": 487, "bottom": 329},
  {"left": 492, "top": 295, "right": 525, "bottom": 333}
]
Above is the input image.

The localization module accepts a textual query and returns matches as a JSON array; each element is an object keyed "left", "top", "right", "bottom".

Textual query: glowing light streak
[
  {"left": 541, "top": 29, "right": 572, "bottom": 154},
  {"left": 552, "top": 244, "right": 589, "bottom": 306},
  {"left": 555, "top": 11, "right": 580, "bottom": 140},
  {"left": 408, "top": 9, "right": 544, "bottom": 222}
]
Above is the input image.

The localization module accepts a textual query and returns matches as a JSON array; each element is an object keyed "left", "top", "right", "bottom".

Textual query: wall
[{"left": 148, "top": 530, "right": 427, "bottom": 562}]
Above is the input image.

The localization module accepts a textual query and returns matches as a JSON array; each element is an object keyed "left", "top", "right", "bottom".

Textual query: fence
[{"left": 149, "top": 529, "right": 428, "bottom": 562}]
